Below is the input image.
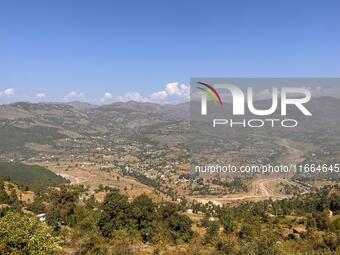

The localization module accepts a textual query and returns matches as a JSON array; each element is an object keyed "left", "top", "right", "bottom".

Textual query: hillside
[
  {"left": 0, "top": 181, "right": 338, "bottom": 255},
  {"left": 0, "top": 98, "right": 338, "bottom": 197},
  {"left": 0, "top": 162, "right": 68, "bottom": 188}
]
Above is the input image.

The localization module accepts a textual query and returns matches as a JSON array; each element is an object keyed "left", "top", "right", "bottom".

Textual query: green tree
[
  {"left": 0, "top": 181, "right": 9, "bottom": 204},
  {"left": 167, "top": 213, "right": 193, "bottom": 243},
  {"left": 0, "top": 211, "right": 61, "bottom": 255},
  {"left": 330, "top": 217, "right": 340, "bottom": 232},
  {"left": 27, "top": 196, "right": 46, "bottom": 214},
  {"left": 77, "top": 230, "right": 108, "bottom": 255},
  {"left": 323, "top": 232, "right": 337, "bottom": 250},
  {"left": 203, "top": 221, "right": 220, "bottom": 244},
  {"left": 130, "top": 194, "right": 156, "bottom": 242},
  {"left": 307, "top": 215, "right": 317, "bottom": 230},
  {"left": 215, "top": 234, "right": 239, "bottom": 255},
  {"left": 98, "top": 190, "right": 130, "bottom": 238},
  {"left": 314, "top": 211, "right": 330, "bottom": 230},
  {"left": 9, "top": 189, "right": 19, "bottom": 203},
  {"left": 75, "top": 205, "right": 101, "bottom": 232},
  {"left": 239, "top": 234, "right": 283, "bottom": 255},
  {"left": 239, "top": 223, "right": 258, "bottom": 241},
  {"left": 158, "top": 202, "right": 193, "bottom": 243},
  {"left": 329, "top": 194, "right": 340, "bottom": 212},
  {"left": 46, "top": 187, "right": 79, "bottom": 229},
  {"left": 221, "top": 214, "right": 236, "bottom": 234}
]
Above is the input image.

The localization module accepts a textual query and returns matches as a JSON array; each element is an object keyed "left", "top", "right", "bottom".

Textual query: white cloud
[
  {"left": 0, "top": 88, "right": 15, "bottom": 98},
  {"left": 103, "top": 92, "right": 112, "bottom": 100},
  {"left": 165, "top": 83, "right": 179, "bottom": 95},
  {"left": 116, "top": 92, "right": 149, "bottom": 103},
  {"left": 115, "top": 82, "right": 190, "bottom": 104},
  {"left": 150, "top": 90, "right": 168, "bottom": 101},
  {"left": 0, "top": 82, "right": 191, "bottom": 105},
  {"left": 64, "top": 91, "right": 86, "bottom": 101},
  {"left": 65, "top": 91, "right": 77, "bottom": 98},
  {"left": 148, "top": 82, "right": 189, "bottom": 104},
  {"left": 100, "top": 92, "right": 113, "bottom": 103},
  {"left": 35, "top": 92, "right": 46, "bottom": 98},
  {"left": 165, "top": 82, "right": 189, "bottom": 96}
]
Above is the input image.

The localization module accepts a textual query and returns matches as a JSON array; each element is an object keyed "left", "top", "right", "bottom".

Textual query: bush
[{"left": 0, "top": 211, "right": 61, "bottom": 255}]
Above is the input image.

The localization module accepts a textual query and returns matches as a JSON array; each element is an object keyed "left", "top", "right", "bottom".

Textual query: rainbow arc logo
[{"left": 196, "top": 82, "right": 223, "bottom": 108}]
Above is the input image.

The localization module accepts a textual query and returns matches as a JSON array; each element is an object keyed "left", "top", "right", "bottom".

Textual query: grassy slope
[
  {"left": 0, "top": 162, "right": 68, "bottom": 188},
  {"left": 0, "top": 126, "right": 66, "bottom": 153}
]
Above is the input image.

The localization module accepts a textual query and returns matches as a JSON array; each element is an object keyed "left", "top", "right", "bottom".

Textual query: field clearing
[
  {"left": 4, "top": 182, "right": 35, "bottom": 203},
  {"left": 189, "top": 177, "right": 292, "bottom": 205},
  {"left": 35, "top": 160, "right": 169, "bottom": 201}
]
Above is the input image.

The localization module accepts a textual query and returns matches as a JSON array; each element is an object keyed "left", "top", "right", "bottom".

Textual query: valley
[
  {"left": 0, "top": 99, "right": 339, "bottom": 206},
  {"left": 0, "top": 99, "right": 339, "bottom": 255}
]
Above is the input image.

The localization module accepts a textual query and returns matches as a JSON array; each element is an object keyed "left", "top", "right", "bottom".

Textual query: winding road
[{"left": 191, "top": 138, "right": 307, "bottom": 205}]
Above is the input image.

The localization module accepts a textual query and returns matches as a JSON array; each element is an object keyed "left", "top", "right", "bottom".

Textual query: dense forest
[
  {"left": 0, "top": 162, "right": 68, "bottom": 189},
  {"left": 0, "top": 177, "right": 339, "bottom": 254}
]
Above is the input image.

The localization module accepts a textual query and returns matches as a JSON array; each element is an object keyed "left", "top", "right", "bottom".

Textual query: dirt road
[
  {"left": 190, "top": 177, "right": 290, "bottom": 206},
  {"left": 191, "top": 138, "right": 308, "bottom": 205}
]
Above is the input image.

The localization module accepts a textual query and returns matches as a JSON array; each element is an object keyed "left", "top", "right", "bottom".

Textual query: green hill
[{"left": 0, "top": 162, "right": 68, "bottom": 188}]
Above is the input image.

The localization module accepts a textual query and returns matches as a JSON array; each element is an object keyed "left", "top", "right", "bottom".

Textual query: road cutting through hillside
[{"left": 190, "top": 138, "right": 306, "bottom": 205}]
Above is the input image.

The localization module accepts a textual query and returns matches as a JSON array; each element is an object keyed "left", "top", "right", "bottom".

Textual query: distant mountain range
[{"left": 0, "top": 97, "right": 339, "bottom": 174}]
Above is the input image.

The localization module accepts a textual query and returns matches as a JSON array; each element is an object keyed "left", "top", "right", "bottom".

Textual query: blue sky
[{"left": 1, "top": 0, "right": 340, "bottom": 104}]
